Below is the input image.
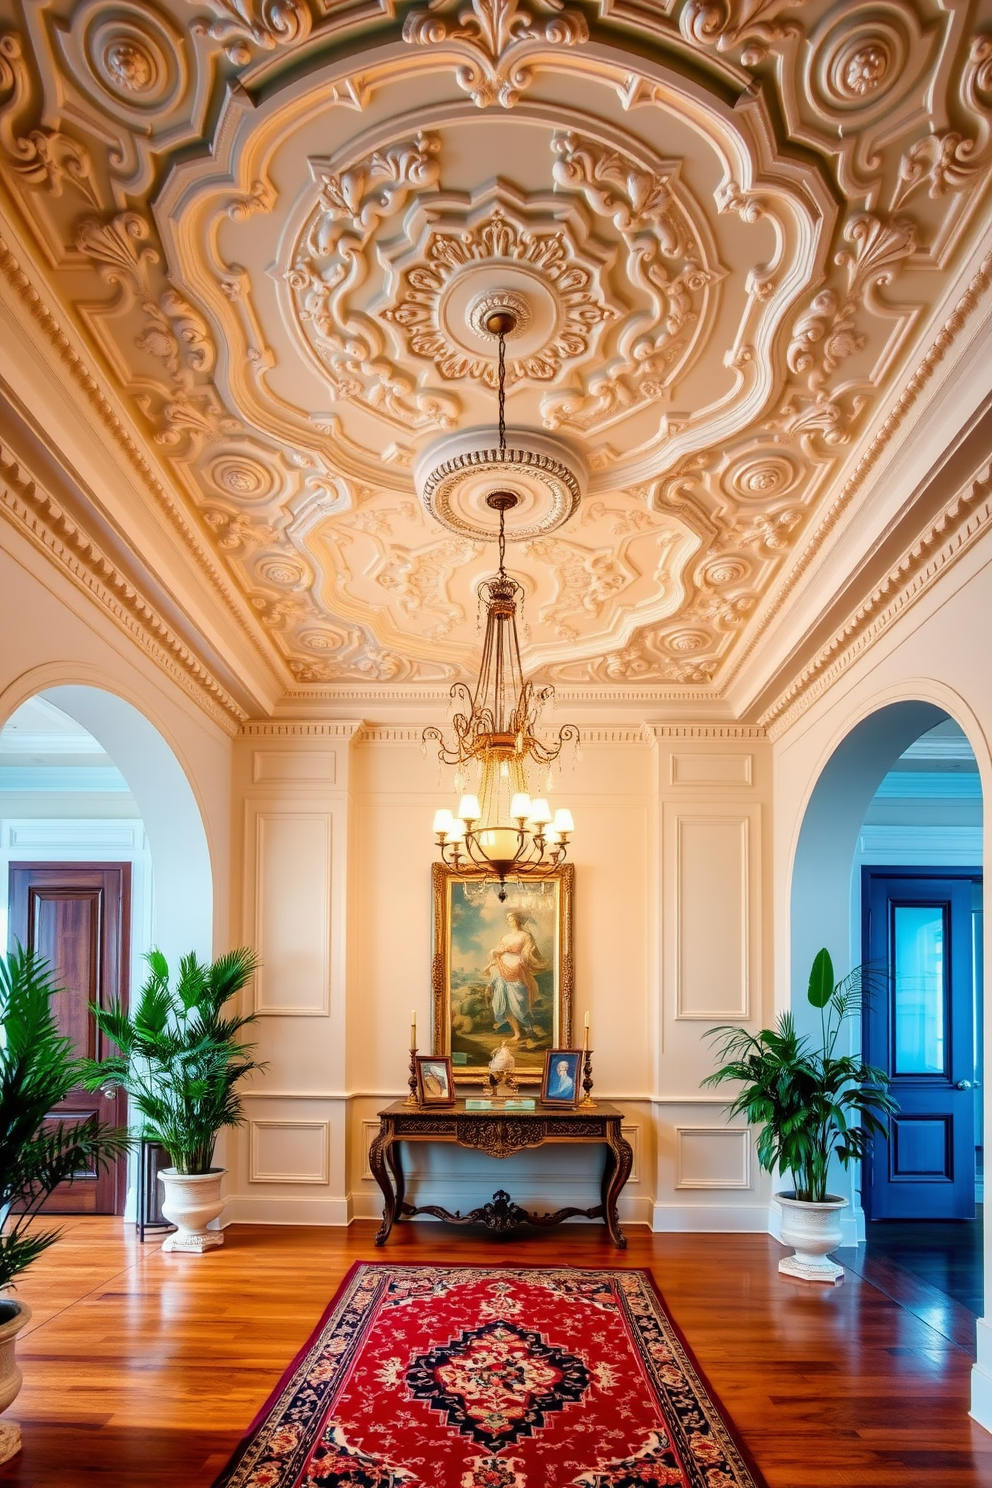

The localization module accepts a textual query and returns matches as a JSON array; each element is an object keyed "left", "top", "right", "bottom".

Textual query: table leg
[
  {"left": 369, "top": 1123, "right": 398, "bottom": 1246},
  {"left": 601, "top": 1127, "right": 634, "bottom": 1249},
  {"left": 386, "top": 1135, "right": 406, "bottom": 1216}
]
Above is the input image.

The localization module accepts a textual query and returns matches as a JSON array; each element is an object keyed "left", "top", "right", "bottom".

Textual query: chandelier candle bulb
[
  {"left": 530, "top": 798, "right": 552, "bottom": 826},
  {"left": 553, "top": 808, "right": 574, "bottom": 834},
  {"left": 458, "top": 794, "right": 481, "bottom": 823},
  {"left": 511, "top": 792, "right": 532, "bottom": 820},
  {"left": 433, "top": 808, "right": 454, "bottom": 837}
]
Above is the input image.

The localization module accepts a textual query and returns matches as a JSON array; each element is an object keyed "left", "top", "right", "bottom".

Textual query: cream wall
[{"left": 226, "top": 719, "right": 774, "bottom": 1234}]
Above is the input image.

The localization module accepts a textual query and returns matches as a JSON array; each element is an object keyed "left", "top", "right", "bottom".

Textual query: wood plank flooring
[{"left": 2, "top": 1217, "right": 992, "bottom": 1486}]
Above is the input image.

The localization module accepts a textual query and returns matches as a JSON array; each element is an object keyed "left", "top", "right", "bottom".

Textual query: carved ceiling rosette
[{"left": 3, "top": 0, "right": 991, "bottom": 699}]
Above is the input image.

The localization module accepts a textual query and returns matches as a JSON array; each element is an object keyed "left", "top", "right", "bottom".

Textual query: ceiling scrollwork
[{"left": 0, "top": 0, "right": 990, "bottom": 698}]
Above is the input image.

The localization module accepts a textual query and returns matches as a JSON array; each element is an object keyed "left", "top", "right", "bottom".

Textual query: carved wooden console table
[{"left": 369, "top": 1100, "right": 633, "bottom": 1249}]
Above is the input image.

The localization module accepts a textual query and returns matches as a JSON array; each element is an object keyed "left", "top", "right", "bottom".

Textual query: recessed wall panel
[
  {"left": 676, "top": 816, "right": 749, "bottom": 1019},
  {"left": 253, "top": 751, "right": 337, "bottom": 785},
  {"left": 253, "top": 812, "right": 331, "bottom": 1015},
  {"left": 670, "top": 753, "right": 753, "bottom": 786},
  {"left": 676, "top": 1128, "right": 751, "bottom": 1189},
  {"left": 249, "top": 1120, "right": 330, "bottom": 1183}
]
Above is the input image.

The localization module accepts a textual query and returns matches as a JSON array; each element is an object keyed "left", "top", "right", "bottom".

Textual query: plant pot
[
  {"left": 776, "top": 1192, "right": 848, "bottom": 1282},
  {"left": 0, "top": 1299, "right": 32, "bottom": 1463},
  {"left": 158, "top": 1168, "right": 226, "bottom": 1253}
]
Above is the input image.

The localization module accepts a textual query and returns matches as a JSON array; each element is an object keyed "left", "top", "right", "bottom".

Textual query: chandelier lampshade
[{"left": 423, "top": 309, "right": 578, "bottom": 899}]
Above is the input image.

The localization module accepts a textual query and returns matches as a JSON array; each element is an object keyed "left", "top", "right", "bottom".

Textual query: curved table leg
[
  {"left": 369, "top": 1124, "right": 398, "bottom": 1246},
  {"left": 601, "top": 1126, "right": 634, "bottom": 1249},
  {"left": 385, "top": 1134, "right": 406, "bottom": 1217}
]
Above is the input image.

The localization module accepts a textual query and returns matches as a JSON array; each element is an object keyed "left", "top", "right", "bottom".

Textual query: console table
[{"left": 369, "top": 1100, "right": 633, "bottom": 1248}]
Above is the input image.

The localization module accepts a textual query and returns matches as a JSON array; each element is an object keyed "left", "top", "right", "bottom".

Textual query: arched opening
[
  {"left": 1, "top": 684, "right": 213, "bottom": 1219},
  {"left": 790, "top": 699, "right": 984, "bottom": 1327}
]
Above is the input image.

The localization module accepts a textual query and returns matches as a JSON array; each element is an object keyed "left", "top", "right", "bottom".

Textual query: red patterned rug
[{"left": 214, "top": 1262, "right": 766, "bottom": 1488}]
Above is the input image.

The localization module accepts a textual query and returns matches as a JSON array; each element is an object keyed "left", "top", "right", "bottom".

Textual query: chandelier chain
[{"left": 497, "top": 331, "right": 506, "bottom": 456}]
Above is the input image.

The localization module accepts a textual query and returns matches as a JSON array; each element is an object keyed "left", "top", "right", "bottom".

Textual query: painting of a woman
[
  {"left": 485, "top": 909, "right": 549, "bottom": 1046},
  {"left": 435, "top": 866, "right": 573, "bottom": 1081}
]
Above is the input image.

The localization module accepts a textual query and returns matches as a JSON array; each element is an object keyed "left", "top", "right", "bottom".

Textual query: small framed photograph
[
  {"left": 541, "top": 1049, "right": 581, "bottom": 1107},
  {"left": 415, "top": 1055, "right": 456, "bottom": 1107}
]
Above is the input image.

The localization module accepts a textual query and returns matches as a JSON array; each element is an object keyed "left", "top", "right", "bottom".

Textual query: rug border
[{"left": 211, "top": 1257, "right": 770, "bottom": 1488}]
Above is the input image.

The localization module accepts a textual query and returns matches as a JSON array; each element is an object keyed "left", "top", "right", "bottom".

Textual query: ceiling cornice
[
  {"left": 1, "top": 443, "right": 248, "bottom": 734},
  {"left": 758, "top": 448, "right": 992, "bottom": 738},
  {"left": 0, "top": 227, "right": 288, "bottom": 709}
]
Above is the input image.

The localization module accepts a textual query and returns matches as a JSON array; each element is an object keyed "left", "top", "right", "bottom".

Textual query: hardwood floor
[{"left": 3, "top": 1216, "right": 992, "bottom": 1487}]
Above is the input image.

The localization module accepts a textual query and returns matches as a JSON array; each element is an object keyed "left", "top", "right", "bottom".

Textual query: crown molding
[
  {"left": 239, "top": 720, "right": 365, "bottom": 739},
  {"left": 725, "top": 249, "right": 992, "bottom": 701},
  {"left": 759, "top": 456, "right": 992, "bottom": 738},
  {"left": 647, "top": 725, "right": 768, "bottom": 740},
  {"left": 1, "top": 447, "right": 247, "bottom": 733},
  {"left": 0, "top": 231, "right": 285, "bottom": 697}
]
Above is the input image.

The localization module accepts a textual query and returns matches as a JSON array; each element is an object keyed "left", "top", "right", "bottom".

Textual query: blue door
[{"left": 863, "top": 869, "right": 981, "bottom": 1221}]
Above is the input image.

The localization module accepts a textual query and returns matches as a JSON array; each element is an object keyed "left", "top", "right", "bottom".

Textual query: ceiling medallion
[{"left": 415, "top": 286, "right": 585, "bottom": 541}]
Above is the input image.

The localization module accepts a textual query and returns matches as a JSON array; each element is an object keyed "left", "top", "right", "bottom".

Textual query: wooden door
[
  {"left": 863, "top": 868, "right": 982, "bottom": 1221},
  {"left": 7, "top": 863, "right": 130, "bottom": 1214}
]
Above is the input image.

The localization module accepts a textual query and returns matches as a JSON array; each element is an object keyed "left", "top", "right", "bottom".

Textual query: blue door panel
[{"left": 863, "top": 869, "right": 979, "bottom": 1222}]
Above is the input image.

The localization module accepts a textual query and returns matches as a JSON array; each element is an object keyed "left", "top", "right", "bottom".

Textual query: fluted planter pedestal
[
  {"left": 158, "top": 1168, "right": 225, "bottom": 1252},
  {"left": 0, "top": 1299, "right": 32, "bottom": 1462},
  {"left": 777, "top": 1193, "right": 848, "bottom": 1282}
]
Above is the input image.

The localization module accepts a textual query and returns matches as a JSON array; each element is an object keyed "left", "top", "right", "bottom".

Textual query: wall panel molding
[
  {"left": 248, "top": 809, "right": 332, "bottom": 1016},
  {"left": 675, "top": 1127, "right": 752, "bottom": 1190},
  {"left": 248, "top": 1119, "right": 331, "bottom": 1184},
  {"left": 666, "top": 804, "right": 760, "bottom": 1021}
]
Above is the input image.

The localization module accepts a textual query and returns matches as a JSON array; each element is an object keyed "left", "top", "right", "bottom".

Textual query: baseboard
[
  {"left": 222, "top": 1194, "right": 350, "bottom": 1226},
  {"left": 973, "top": 1319, "right": 992, "bottom": 1434},
  {"left": 652, "top": 1202, "right": 776, "bottom": 1233}
]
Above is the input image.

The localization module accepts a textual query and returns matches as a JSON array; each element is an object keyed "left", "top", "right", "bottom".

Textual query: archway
[
  {"left": 790, "top": 699, "right": 984, "bottom": 1250},
  {"left": 1, "top": 685, "right": 213, "bottom": 967}
]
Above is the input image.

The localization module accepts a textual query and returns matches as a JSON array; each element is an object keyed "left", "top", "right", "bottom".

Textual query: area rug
[{"left": 213, "top": 1262, "right": 766, "bottom": 1488}]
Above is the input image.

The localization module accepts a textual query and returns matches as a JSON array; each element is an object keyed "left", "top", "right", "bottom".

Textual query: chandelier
[{"left": 424, "top": 306, "right": 578, "bottom": 900}]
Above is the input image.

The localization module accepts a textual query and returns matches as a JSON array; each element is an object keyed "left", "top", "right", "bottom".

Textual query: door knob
[
  {"left": 956, "top": 1080, "right": 973, "bottom": 1090},
  {"left": 100, "top": 1086, "right": 118, "bottom": 1101}
]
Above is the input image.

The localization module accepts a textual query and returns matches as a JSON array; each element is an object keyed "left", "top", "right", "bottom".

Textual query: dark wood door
[
  {"left": 863, "top": 868, "right": 982, "bottom": 1221},
  {"left": 7, "top": 863, "right": 130, "bottom": 1214}
]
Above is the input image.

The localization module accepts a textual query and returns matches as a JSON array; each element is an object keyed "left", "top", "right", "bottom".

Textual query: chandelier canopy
[{"left": 424, "top": 307, "right": 578, "bottom": 899}]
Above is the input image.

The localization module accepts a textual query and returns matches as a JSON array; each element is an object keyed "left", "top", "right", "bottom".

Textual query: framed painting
[
  {"left": 431, "top": 863, "right": 574, "bottom": 1085},
  {"left": 541, "top": 1049, "right": 582, "bottom": 1107},
  {"left": 415, "top": 1055, "right": 456, "bottom": 1107}
]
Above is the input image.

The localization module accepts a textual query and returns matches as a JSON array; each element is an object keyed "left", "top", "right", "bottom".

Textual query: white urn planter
[
  {"left": 158, "top": 1168, "right": 226, "bottom": 1252},
  {"left": 777, "top": 1193, "right": 848, "bottom": 1282},
  {"left": 0, "top": 1299, "right": 32, "bottom": 1463}
]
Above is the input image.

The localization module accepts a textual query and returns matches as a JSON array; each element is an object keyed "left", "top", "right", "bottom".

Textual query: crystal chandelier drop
[{"left": 424, "top": 308, "right": 578, "bottom": 900}]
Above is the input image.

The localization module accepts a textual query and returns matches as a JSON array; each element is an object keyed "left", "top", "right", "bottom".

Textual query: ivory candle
[{"left": 410, "top": 1010, "right": 417, "bottom": 1049}]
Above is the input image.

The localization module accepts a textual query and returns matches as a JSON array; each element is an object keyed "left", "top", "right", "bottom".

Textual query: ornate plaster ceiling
[{"left": 2, "top": 0, "right": 992, "bottom": 700}]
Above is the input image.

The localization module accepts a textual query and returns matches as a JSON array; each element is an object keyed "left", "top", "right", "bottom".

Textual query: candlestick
[{"left": 580, "top": 1046, "right": 595, "bottom": 1106}]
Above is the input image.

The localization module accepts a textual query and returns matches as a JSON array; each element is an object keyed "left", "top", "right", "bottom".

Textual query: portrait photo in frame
[
  {"left": 541, "top": 1048, "right": 581, "bottom": 1107},
  {"left": 431, "top": 863, "right": 574, "bottom": 1086},
  {"left": 415, "top": 1054, "right": 456, "bottom": 1106}
]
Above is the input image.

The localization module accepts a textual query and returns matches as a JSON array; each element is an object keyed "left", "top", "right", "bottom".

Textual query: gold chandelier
[{"left": 424, "top": 308, "right": 577, "bottom": 900}]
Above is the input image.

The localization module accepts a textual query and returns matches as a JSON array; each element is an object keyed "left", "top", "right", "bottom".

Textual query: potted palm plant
[
  {"left": 704, "top": 948, "right": 897, "bottom": 1282},
  {"left": 0, "top": 946, "right": 129, "bottom": 1461},
  {"left": 87, "top": 947, "right": 262, "bottom": 1253}
]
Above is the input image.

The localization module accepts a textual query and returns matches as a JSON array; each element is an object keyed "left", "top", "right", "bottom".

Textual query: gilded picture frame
[{"left": 431, "top": 862, "right": 574, "bottom": 1086}]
